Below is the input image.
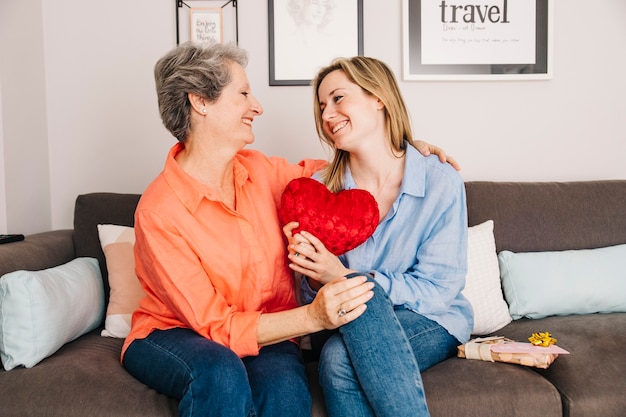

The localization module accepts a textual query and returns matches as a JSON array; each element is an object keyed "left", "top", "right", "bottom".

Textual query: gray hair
[{"left": 154, "top": 41, "right": 248, "bottom": 142}]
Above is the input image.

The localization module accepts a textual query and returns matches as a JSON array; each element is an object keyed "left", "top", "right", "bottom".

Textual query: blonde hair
[{"left": 311, "top": 56, "right": 415, "bottom": 192}]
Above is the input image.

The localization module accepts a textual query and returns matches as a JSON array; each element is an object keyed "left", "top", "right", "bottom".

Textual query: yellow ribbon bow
[{"left": 528, "top": 331, "right": 557, "bottom": 347}]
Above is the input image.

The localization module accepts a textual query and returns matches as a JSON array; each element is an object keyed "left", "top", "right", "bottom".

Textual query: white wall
[
  {"left": 0, "top": 83, "right": 6, "bottom": 232},
  {"left": 0, "top": 0, "right": 51, "bottom": 234},
  {"left": 42, "top": 0, "right": 175, "bottom": 233},
  {"left": 1, "top": 0, "right": 625, "bottom": 234}
]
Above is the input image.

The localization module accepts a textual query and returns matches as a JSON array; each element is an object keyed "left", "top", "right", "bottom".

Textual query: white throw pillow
[
  {"left": 0, "top": 257, "right": 104, "bottom": 370},
  {"left": 499, "top": 244, "right": 626, "bottom": 319},
  {"left": 462, "top": 220, "right": 512, "bottom": 335},
  {"left": 97, "top": 224, "right": 145, "bottom": 338}
]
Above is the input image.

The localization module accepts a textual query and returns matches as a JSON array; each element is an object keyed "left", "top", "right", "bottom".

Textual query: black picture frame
[
  {"left": 402, "top": 0, "right": 553, "bottom": 80},
  {"left": 268, "top": 0, "right": 364, "bottom": 86}
]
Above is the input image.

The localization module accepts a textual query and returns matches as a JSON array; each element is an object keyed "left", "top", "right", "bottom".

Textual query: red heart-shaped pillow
[{"left": 279, "top": 177, "right": 379, "bottom": 256}]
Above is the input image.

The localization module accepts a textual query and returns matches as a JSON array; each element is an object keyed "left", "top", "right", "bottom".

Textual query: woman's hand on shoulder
[{"left": 414, "top": 140, "right": 461, "bottom": 171}]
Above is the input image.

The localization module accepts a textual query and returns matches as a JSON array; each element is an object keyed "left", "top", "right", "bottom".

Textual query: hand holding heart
[
  {"left": 284, "top": 223, "right": 351, "bottom": 285},
  {"left": 279, "top": 179, "right": 380, "bottom": 326},
  {"left": 279, "top": 177, "right": 380, "bottom": 284}
]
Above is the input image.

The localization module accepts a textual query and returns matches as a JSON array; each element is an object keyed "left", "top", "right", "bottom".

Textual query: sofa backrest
[
  {"left": 72, "top": 180, "right": 626, "bottom": 298},
  {"left": 73, "top": 192, "right": 141, "bottom": 301},
  {"left": 465, "top": 180, "right": 626, "bottom": 253}
]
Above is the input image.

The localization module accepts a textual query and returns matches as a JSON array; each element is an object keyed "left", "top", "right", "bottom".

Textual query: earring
[{"left": 202, "top": 108, "right": 207, "bottom": 113}]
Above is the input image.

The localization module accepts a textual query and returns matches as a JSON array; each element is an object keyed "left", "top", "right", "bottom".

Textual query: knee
[
  {"left": 190, "top": 347, "right": 249, "bottom": 395},
  {"left": 351, "top": 278, "right": 392, "bottom": 322},
  {"left": 368, "top": 278, "right": 392, "bottom": 307}
]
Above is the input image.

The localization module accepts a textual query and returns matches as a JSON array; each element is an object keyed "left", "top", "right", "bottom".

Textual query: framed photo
[
  {"left": 402, "top": 0, "right": 553, "bottom": 81},
  {"left": 190, "top": 8, "right": 223, "bottom": 44},
  {"left": 269, "top": 0, "right": 364, "bottom": 86}
]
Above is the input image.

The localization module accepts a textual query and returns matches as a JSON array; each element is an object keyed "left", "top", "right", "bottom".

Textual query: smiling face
[
  {"left": 316, "top": 69, "right": 384, "bottom": 152},
  {"left": 205, "top": 61, "right": 263, "bottom": 149}
]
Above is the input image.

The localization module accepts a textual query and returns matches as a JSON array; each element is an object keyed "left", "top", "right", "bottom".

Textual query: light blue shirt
[{"left": 302, "top": 145, "right": 473, "bottom": 343}]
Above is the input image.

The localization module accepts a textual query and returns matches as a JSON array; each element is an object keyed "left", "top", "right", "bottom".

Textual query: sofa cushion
[
  {"left": 495, "top": 313, "right": 626, "bottom": 417},
  {"left": 0, "top": 258, "right": 105, "bottom": 370},
  {"left": 97, "top": 224, "right": 146, "bottom": 338},
  {"left": 462, "top": 220, "right": 512, "bottom": 335},
  {"left": 499, "top": 244, "right": 626, "bottom": 319},
  {"left": 0, "top": 332, "right": 178, "bottom": 416},
  {"left": 422, "top": 356, "right": 562, "bottom": 417}
]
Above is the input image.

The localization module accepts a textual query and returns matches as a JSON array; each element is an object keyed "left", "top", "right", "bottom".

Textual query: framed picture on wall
[
  {"left": 402, "top": 0, "right": 553, "bottom": 80},
  {"left": 176, "top": 0, "right": 238, "bottom": 45},
  {"left": 269, "top": 0, "right": 364, "bottom": 86},
  {"left": 190, "top": 8, "right": 223, "bottom": 44}
]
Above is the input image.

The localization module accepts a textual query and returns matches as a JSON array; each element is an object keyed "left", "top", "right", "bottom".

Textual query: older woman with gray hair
[{"left": 121, "top": 41, "right": 456, "bottom": 417}]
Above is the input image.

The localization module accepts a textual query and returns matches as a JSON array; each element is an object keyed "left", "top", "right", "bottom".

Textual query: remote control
[{"left": 0, "top": 234, "right": 25, "bottom": 244}]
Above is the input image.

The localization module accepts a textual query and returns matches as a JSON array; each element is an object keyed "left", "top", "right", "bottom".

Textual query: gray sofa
[{"left": 1, "top": 181, "right": 625, "bottom": 417}]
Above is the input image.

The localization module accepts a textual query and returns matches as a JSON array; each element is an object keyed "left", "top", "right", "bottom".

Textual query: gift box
[{"left": 457, "top": 336, "right": 569, "bottom": 369}]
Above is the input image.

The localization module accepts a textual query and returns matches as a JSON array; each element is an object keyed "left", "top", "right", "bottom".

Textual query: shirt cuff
[
  {"left": 300, "top": 275, "right": 317, "bottom": 305},
  {"left": 370, "top": 271, "right": 390, "bottom": 293}
]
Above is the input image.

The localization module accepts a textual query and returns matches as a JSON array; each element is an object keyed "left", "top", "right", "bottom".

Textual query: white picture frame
[
  {"left": 402, "top": 0, "right": 553, "bottom": 81},
  {"left": 190, "top": 8, "right": 223, "bottom": 44}
]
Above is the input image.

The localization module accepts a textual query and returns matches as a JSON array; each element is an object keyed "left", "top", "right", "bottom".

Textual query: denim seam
[{"left": 406, "top": 323, "right": 444, "bottom": 343}]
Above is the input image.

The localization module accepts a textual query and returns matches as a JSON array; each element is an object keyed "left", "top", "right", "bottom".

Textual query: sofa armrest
[{"left": 0, "top": 230, "right": 75, "bottom": 277}]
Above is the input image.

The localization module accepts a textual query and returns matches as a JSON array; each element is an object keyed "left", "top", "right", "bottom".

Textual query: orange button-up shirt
[{"left": 121, "top": 143, "right": 326, "bottom": 359}]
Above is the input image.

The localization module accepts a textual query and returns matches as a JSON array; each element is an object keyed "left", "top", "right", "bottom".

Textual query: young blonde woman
[{"left": 284, "top": 56, "right": 473, "bottom": 417}]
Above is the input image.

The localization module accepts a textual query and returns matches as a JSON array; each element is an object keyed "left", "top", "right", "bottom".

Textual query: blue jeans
[
  {"left": 317, "top": 279, "right": 459, "bottom": 417},
  {"left": 123, "top": 328, "right": 311, "bottom": 417}
]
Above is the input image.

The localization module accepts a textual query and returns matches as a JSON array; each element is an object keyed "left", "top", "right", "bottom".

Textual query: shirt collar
[
  {"left": 162, "top": 142, "right": 251, "bottom": 213},
  {"left": 344, "top": 144, "right": 426, "bottom": 198},
  {"left": 400, "top": 145, "right": 426, "bottom": 198}
]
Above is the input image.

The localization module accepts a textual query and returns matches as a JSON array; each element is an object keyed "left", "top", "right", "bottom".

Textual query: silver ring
[
  {"left": 338, "top": 309, "right": 347, "bottom": 317},
  {"left": 294, "top": 252, "right": 300, "bottom": 257}
]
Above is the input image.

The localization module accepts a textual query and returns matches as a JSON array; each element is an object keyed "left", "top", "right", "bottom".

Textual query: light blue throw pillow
[
  {"left": 498, "top": 244, "right": 626, "bottom": 319},
  {"left": 0, "top": 257, "right": 104, "bottom": 370}
]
